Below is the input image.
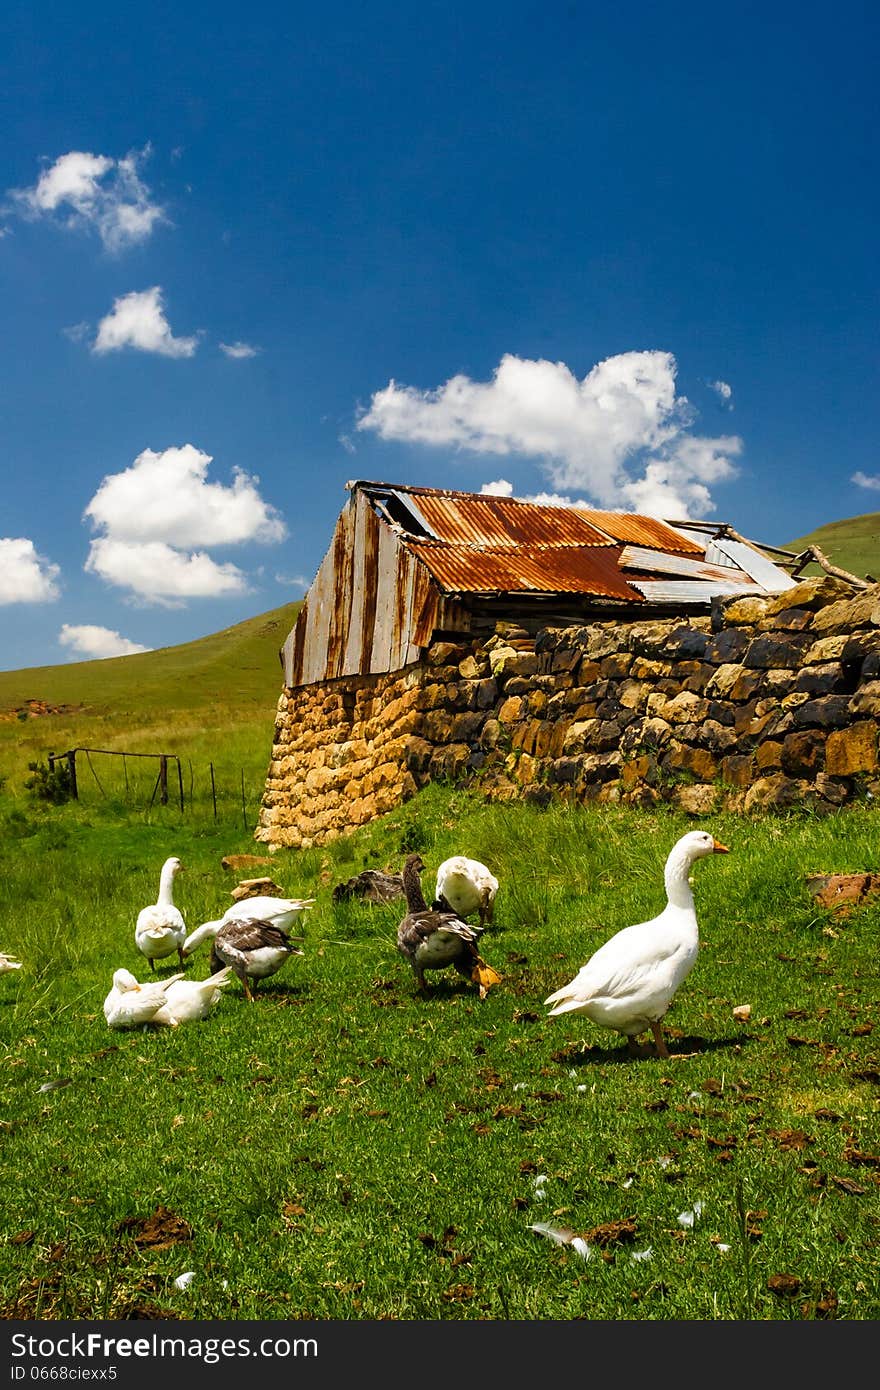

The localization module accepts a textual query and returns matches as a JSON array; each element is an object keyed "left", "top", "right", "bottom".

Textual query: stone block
[
  {"left": 780, "top": 730, "right": 826, "bottom": 777},
  {"left": 825, "top": 721, "right": 878, "bottom": 775}
]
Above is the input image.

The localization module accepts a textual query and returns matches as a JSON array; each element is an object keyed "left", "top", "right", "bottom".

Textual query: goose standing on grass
[
  {"left": 162, "top": 966, "right": 234, "bottom": 1023},
  {"left": 433, "top": 855, "right": 499, "bottom": 928},
  {"left": 209, "top": 918, "right": 305, "bottom": 1002},
  {"left": 397, "top": 853, "right": 502, "bottom": 999},
  {"left": 182, "top": 894, "right": 315, "bottom": 958},
  {"left": 0, "top": 952, "right": 22, "bottom": 975},
  {"left": 135, "top": 857, "right": 187, "bottom": 973},
  {"left": 103, "top": 968, "right": 184, "bottom": 1030},
  {"left": 544, "top": 830, "right": 729, "bottom": 1058}
]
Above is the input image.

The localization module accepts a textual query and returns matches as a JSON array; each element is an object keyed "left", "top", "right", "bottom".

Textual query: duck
[
  {"left": 209, "top": 917, "right": 305, "bottom": 1001},
  {"left": 396, "top": 852, "right": 502, "bottom": 998},
  {"left": 544, "top": 829, "right": 729, "bottom": 1058},
  {"left": 433, "top": 854, "right": 499, "bottom": 927},
  {"left": 162, "top": 966, "right": 234, "bottom": 1023},
  {"left": 0, "top": 952, "right": 22, "bottom": 974},
  {"left": 135, "top": 857, "right": 187, "bottom": 973},
  {"left": 182, "top": 894, "right": 315, "bottom": 957},
  {"left": 103, "top": 967, "right": 184, "bottom": 1029}
]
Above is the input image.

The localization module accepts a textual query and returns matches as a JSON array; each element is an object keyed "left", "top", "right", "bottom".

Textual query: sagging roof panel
[
  {"left": 410, "top": 539, "right": 644, "bottom": 601},
  {"left": 574, "top": 510, "right": 706, "bottom": 555}
]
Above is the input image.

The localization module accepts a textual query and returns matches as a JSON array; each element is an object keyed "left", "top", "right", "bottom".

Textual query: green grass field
[
  {"left": 781, "top": 512, "right": 880, "bottom": 583},
  {"left": 0, "top": 598, "right": 878, "bottom": 1322}
]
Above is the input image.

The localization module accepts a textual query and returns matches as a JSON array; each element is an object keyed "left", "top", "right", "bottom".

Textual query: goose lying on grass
[
  {"left": 544, "top": 829, "right": 729, "bottom": 1058},
  {"left": 103, "top": 968, "right": 184, "bottom": 1030},
  {"left": 433, "top": 855, "right": 499, "bottom": 928},
  {"left": 163, "top": 967, "right": 234, "bottom": 1023},
  {"left": 135, "top": 857, "right": 187, "bottom": 973},
  {"left": 182, "top": 894, "right": 315, "bottom": 957},
  {"left": 0, "top": 952, "right": 22, "bottom": 975},
  {"left": 397, "top": 853, "right": 502, "bottom": 999},
  {"left": 209, "top": 917, "right": 305, "bottom": 1002}
]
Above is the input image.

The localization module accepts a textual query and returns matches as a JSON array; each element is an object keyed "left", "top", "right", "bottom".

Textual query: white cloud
[
  {"left": 84, "top": 538, "right": 251, "bottom": 606},
  {"left": 480, "top": 479, "right": 513, "bottom": 496},
  {"left": 84, "top": 444, "right": 286, "bottom": 547},
  {"left": 357, "top": 350, "right": 743, "bottom": 518},
  {"left": 9, "top": 146, "right": 165, "bottom": 253},
  {"left": 93, "top": 286, "right": 199, "bottom": 358},
  {"left": 59, "top": 624, "right": 151, "bottom": 660},
  {"left": 82, "top": 444, "right": 287, "bottom": 604},
  {"left": 274, "top": 572, "right": 310, "bottom": 590},
  {"left": 0, "top": 538, "right": 61, "bottom": 604},
  {"left": 709, "top": 378, "right": 733, "bottom": 404},
  {"left": 852, "top": 471, "right": 880, "bottom": 491},
  {"left": 63, "top": 321, "right": 91, "bottom": 343},
  {"left": 219, "top": 341, "right": 259, "bottom": 359}
]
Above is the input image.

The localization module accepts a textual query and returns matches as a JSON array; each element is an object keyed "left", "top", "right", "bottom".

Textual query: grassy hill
[
  {"left": 0, "top": 599, "right": 300, "bottom": 719},
  {"left": 0, "top": 600, "right": 301, "bottom": 808},
  {"left": 781, "top": 512, "right": 880, "bottom": 582}
]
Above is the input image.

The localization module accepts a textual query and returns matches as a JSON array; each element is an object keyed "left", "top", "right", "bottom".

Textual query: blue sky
[{"left": 1, "top": 1, "right": 877, "bottom": 671}]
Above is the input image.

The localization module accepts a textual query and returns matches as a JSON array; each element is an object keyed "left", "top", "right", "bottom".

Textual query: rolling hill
[
  {"left": 0, "top": 599, "right": 301, "bottom": 720},
  {"left": 781, "top": 511, "right": 880, "bottom": 582}
]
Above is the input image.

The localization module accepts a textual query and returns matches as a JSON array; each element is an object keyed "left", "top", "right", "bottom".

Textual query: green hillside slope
[
  {"left": 0, "top": 600, "right": 300, "bottom": 719},
  {"left": 781, "top": 512, "right": 880, "bottom": 582}
]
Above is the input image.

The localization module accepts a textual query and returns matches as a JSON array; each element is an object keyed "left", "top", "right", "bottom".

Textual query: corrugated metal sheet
[
  {"left": 708, "top": 538, "right": 797, "bottom": 592},
  {"left": 394, "top": 490, "right": 615, "bottom": 548},
  {"left": 630, "top": 578, "right": 762, "bottom": 603},
  {"left": 283, "top": 491, "right": 442, "bottom": 686},
  {"left": 410, "top": 540, "right": 643, "bottom": 600},
  {"left": 618, "top": 545, "right": 755, "bottom": 583},
  {"left": 569, "top": 509, "right": 705, "bottom": 555}
]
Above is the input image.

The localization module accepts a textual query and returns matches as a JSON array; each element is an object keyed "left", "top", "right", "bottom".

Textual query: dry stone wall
[{"left": 256, "top": 576, "right": 880, "bottom": 848}]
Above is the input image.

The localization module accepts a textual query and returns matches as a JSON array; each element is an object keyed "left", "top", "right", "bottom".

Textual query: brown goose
[
  {"left": 209, "top": 916, "right": 304, "bottom": 1002},
  {"left": 396, "top": 853, "right": 502, "bottom": 998}
]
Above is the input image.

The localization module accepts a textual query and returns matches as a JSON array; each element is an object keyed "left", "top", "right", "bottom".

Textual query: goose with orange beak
[{"left": 545, "top": 830, "right": 729, "bottom": 1059}]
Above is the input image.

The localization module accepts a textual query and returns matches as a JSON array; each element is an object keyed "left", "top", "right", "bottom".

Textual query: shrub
[{"left": 24, "top": 759, "right": 73, "bottom": 804}]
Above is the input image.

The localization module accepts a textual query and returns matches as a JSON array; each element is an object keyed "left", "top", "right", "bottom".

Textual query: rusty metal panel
[
  {"left": 575, "top": 510, "right": 705, "bottom": 554},
  {"left": 630, "top": 577, "right": 759, "bottom": 603},
  {"left": 341, "top": 494, "right": 367, "bottom": 675},
  {"left": 410, "top": 540, "right": 643, "bottom": 600},
  {"left": 403, "top": 492, "right": 613, "bottom": 548},
  {"left": 370, "top": 519, "right": 401, "bottom": 673},
  {"left": 325, "top": 501, "right": 356, "bottom": 679},
  {"left": 357, "top": 493, "right": 380, "bottom": 674},
  {"left": 411, "top": 559, "right": 441, "bottom": 646},
  {"left": 618, "top": 545, "right": 755, "bottom": 582},
  {"left": 708, "top": 538, "right": 797, "bottom": 592}
]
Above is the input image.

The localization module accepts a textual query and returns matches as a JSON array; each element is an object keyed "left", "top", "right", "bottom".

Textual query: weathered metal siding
[
  {"left": 618, "top": 545, "right": 756, "bottom": 583},
  {"left": 282, "top": 490, "right": 445, "bottom": 687},
  {"left": 410, "top": 539, "right": 643, "bottom": 600},
  {"left": 707, "top": 538, "right": 797, "bottom": 592}
]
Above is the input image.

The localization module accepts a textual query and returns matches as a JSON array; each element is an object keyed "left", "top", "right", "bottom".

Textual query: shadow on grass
[{"left": 550, "top": 1031, "right": 755, "bottom": 1066}]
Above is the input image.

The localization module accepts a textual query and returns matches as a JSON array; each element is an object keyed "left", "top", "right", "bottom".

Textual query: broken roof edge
[{"left": 345, "top": 478, "right": 789, "bottom": 562}]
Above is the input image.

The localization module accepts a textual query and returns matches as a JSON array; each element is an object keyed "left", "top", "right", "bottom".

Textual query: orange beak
[{"left": 712, "top": 839, "right": 730, "bottom": 854}]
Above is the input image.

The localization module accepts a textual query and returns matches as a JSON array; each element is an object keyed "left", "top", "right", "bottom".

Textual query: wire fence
[{"left": 46, "top": 746, "right": 262, "bottom": 828}]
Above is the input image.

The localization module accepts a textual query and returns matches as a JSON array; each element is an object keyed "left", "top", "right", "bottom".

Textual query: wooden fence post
[{"left": 66, "top": 750, "right": 78, "bottom": 800}]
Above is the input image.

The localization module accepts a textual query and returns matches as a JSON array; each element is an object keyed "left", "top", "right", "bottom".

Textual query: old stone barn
[{"left": 256, "top": 480, "right": 880, "bottom": 848}]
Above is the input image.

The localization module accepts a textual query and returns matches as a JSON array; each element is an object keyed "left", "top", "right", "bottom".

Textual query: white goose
[
  {"left": 182, "top": 894, "right": 315, "bottom": 957},
  {"left": 433, "top": 855, "right": 499, "bottom": 928},
  {"left": 544, "top": 829, "right": 729, "bottom": 1058},
  {"left": 103, "top": 968, "right": 184, "bottom": 1030},
  {"left": 162, "top": 966, "right": 234, "bottom": 1023},
  {"left": 0, "top": 952, "right": 22, "bottom": 975},
  {"left": 135, "top": 857, "right": 187, "bottom": 973}
]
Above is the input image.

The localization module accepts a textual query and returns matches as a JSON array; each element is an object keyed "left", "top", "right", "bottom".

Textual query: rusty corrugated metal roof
[
  {"left": 410, "top": 539, "right": 644, "bottom": 600},
  {"left": 401, "top": 492, "right": 615, "bottom": 548},
  {"left": 573, "top": 509, "right": 705, "bottom": 555}
]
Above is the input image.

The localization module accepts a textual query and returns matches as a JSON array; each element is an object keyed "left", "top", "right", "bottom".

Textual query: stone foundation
[{"left": 256, "top": 575, "right": 880, "bottom": 848}]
